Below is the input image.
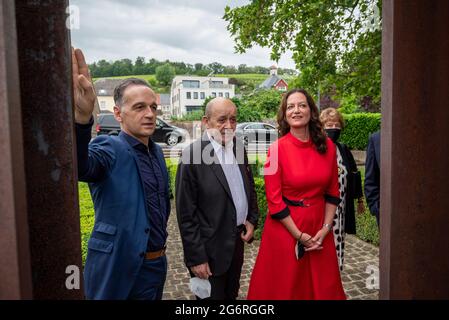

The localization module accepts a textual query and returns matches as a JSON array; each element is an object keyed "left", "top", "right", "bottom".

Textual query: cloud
[{"left": 69, "top": 0, "right": 296, "bottom": 68}]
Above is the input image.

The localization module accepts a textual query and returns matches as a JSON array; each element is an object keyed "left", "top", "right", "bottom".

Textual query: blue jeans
[{"left": 128, "top": 255, "right": 167, "bottom": 300}]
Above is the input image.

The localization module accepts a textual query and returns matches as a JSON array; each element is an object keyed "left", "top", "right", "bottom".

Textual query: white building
[{"left": 170, "top": 76, "right": 235, "bottom": 117}]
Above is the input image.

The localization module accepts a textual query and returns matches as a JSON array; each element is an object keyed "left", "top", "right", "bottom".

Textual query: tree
[
  {"left": 224, "top": 0, "right": 382, "bottom": 110},
  {"left": 238, "top": 64, "right": 250, "bottom": 74},
  {"left": 155, "top": 63, "right": 176, "bottom": 86},
  {"left": 133, "top": 56, "right": 146, "bottom": 75},
  {"left": 207, "top": 62, "right": 224, "bottom": 74},
  {"left": 223, "top": 65, "right": 237, "bottom": 74},
  {"left": 242, "top": 89, "right": 282, "bottom": 119}
]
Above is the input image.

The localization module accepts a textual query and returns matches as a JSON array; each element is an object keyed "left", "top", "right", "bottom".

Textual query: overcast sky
[{"left": 69, "top": 0, "right": 296, "bottom": 69}]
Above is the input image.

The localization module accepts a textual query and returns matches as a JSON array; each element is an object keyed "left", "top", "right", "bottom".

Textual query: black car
[
  {"left": 96, "top": 113, "right": 187, "bottom": 146},
  {"left": 235, "top": 122, "right": 278, "bottom": 145}
]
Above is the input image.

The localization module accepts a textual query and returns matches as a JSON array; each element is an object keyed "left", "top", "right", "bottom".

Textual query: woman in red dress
[{"left": 247, "top": 89, "right": 346, "bottom": 300}]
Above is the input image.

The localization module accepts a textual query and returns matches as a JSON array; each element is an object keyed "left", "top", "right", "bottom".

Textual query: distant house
[
  {"left": 94, "top": 78, "right": 169, "bottom": 118},
  {"left": 170, "top": 75, "right": 235, "bottom": 117},
  {"left": 158, "top": 93, "right": 171, "bottom": 120},
  {"left": 258, "top": 66, "right": 288, "bottom": 92},
  {"left": 94, "top": 78, "right": 123, "bottom": 113}
]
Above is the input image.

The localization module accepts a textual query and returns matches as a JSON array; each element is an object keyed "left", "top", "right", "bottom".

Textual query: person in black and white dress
[{"left": 320, "top": 108, "right": 365, "bottom": 271}]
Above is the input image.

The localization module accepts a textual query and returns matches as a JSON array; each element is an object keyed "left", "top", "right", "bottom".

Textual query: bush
[
  {"left": 338, "top": 93, "right": 360, "bottom": 114},
  {"left": 355, "top": 166, "right": 380, "bottom": 245},
  {"left": 79, "top": 182, "right": 94, "bottom": 264},
  {"left": 171, "top": 110, "right": 204, "bottom": 121},
  {"left": 340, "top": 113, "right": 381, "bottom": 150},
  {"left": 165, "top": 159, "right": 178, "bottom": 198},
  {"left": 355, "top": 208, "right": 380, "bottom": 246},
  {"left": 237, "top": 104, "right": 265, "bottom": 122},
  {"left": 253, "top": 177, "right": 267, "bottom": 240},
  {"left": 249, "top": 157, "right": 264, "bottom": 179},
  {"left": 243, "top": 89, "right": 282, "bottom": 118}
]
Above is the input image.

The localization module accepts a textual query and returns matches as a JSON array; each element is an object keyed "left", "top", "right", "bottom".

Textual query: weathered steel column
[
  {"left": 0, "top": 0, "right": 33, "bottom": 300},
  {"left": 14, "top": 0, "right": 83, "bottom": 299},
  {"left": 380, "top": 0, "right": 449, "bottom": 299}
]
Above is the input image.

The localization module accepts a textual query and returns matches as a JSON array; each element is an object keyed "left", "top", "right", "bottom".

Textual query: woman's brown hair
[{"left": 277, "top": 88, "right": 328, "bottom": 154}]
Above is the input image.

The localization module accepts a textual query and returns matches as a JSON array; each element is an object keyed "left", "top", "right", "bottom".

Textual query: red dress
[{"left": 247, "top": 133, "right": 346, "bottom": 300}]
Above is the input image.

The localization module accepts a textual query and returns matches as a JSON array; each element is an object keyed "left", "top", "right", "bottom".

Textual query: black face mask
[{"left": 325, "top": 129, "right": 341, "bottom": 143}]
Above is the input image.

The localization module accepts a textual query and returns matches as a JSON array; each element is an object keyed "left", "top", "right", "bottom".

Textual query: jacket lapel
[
  {"left": 234, "top": 139, "right": 250, "bottom": 204},
  {"left": 201, "top": 133, "right": 233, "bottom": 201}
]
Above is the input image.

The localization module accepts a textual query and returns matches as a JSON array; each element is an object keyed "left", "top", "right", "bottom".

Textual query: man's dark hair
[{"left": 113, "top": 78, "right": 151, "bottom": 107}]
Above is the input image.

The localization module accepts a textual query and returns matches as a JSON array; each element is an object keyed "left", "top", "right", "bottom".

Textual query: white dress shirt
[{"left": 207, "top": 132, "right": 248, "bottom": 226}]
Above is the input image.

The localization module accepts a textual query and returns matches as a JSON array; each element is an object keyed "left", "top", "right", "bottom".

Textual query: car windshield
[
  {"left": 98, "top": 114, "right": 118, "bottom": 126},
  {"left": 157, "top": 118, "right": 167, "bottom": 127}
]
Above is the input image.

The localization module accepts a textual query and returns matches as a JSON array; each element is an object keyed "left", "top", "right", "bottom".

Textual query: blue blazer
[
  {"left": 79, "top": 132, "right": 169, "bottom": 300},
  {"left": 364, "top": 131, "right": 380, "bottom": 218}
]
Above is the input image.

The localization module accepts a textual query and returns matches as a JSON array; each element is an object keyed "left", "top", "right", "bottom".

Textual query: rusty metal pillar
[
  {"left": 14, "top": 0, "right": 83, "bottom": 299},
  {"left": 0, "top": 0, "right": 33, "bottom": 300},
  {"left": 380, "top": 0, "right": 449, "bottom": 299}
]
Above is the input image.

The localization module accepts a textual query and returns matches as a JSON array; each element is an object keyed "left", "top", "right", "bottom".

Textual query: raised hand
[{"left": 72, "top": 48, "right": 97, "bottom": 124}]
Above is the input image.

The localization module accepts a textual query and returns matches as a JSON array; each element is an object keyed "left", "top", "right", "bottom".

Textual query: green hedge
[
  {"left": 253, "top": 177, "right": 267, "bottom": 240},
  {"left": 166, "top": 159, "right": 178, "bottom": 199},
  {"left": 340, "top": 113, "right": 381, "bottom": 150},
  {"left": 79, "top": 182, "right": 94, "bottom": 264},
  {"left": 355, "top": 167, "right": 380, "bottom": 245}
]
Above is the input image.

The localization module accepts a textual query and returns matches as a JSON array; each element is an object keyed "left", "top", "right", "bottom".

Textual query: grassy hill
[{"left": 94, "top": 73, "right": 294, "bottom": 95}]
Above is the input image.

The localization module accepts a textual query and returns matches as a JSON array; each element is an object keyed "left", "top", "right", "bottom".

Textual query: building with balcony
[{"left": 170, "top": 76, "right": 235, "bottom": 117}]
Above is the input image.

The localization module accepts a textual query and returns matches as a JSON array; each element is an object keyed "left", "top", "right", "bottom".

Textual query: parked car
[
  {"left": 235, "top": 122, "right": 278, "bottom": 145},
  {"left": 96, "top": 113, "right": 187, "bottom": 146}
]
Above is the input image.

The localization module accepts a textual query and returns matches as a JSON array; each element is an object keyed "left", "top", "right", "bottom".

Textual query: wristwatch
[{"left": 323, "top": 223, "right": 332, "bottom": 231}]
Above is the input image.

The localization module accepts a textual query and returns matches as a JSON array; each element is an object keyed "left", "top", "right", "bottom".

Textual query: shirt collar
[
  {"left": 120, "top": 131, "right": 154, "bottom": 151},
  {"left": 206, "top": 130, "right": 234, "bottom": 152}
]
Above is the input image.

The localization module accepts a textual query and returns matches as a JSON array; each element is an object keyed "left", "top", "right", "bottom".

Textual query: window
[
  {"left": 247, "top": 124, "right": 264, "bottom": 130},
  {"left": 211, "top": 92, "right": 217, "bottom": 98},
  {"left": 186, "top": 92, "right": 191, "bottom": 99},
  {"left": 200, "top": 92, "right": 205, "bottom": 99},
  {"left": 218, "top": 92, "right": 223, "bottom": 98},
  {"left": 186, "top": 106, "right": 202, "bottom": 113},
  {"left": 182, "top": 80, "right": 200, "bottom": 88},
  {"left": 100, "top": 101, "right": 106, "bottom": 109},
  {"left": 264, "top": 124, "right": 275, "bottom": 130},
  {"left": 225, "top": 92, "right": 230, "bottom": 98},
  {"left": 194, "top": 92, "right": 198, "bottom": 99},
  {"left": 99, "top": 114, "right": 119, "bottom": 126}
]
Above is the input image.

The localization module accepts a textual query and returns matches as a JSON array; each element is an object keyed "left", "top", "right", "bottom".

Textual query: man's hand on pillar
[{"left": 72, "top": 48, "right": 97, "bottom": 124}]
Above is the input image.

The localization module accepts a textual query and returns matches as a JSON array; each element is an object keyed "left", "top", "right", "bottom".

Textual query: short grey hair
[{"left": 113, "top": 78, "right": 151, "bottom": 107}]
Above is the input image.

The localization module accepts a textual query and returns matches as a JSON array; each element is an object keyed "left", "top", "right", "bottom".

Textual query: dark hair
[
  {"left": 113, "top": 78, "right": 151, "bottom": 107},
  {"left": 277, "top": 88, "right": 328, "bottom": 154}
]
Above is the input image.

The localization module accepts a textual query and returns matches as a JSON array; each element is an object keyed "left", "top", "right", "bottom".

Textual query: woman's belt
[{"left": 282, "top": 196, "right": 325, "bottom": 207}]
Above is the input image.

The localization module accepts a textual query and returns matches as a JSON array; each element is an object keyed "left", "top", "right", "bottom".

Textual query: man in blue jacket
[
  {"left": 365, "top": 131, "right": 380, "bottom": 228},
  {"left": 72, "top": 48, "right": 170, "bottom": 300}
]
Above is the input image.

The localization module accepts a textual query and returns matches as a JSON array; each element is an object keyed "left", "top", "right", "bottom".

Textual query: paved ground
[{"left": 163, "top": 202, "right": 379, "bottom": 300}]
